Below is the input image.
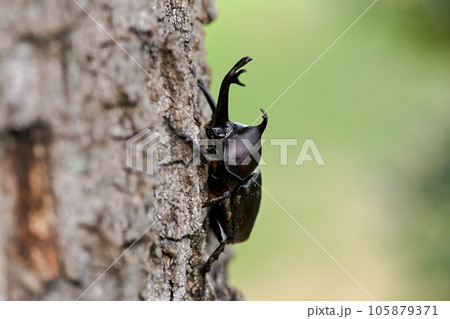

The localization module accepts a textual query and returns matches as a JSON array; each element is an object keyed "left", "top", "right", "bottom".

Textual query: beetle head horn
[{"left": 211, "top": 57, "right": 253, "bottom": 128}]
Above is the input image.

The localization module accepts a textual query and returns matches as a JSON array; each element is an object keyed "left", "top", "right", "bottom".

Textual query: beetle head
[
  {"left": 203, "top": 57, "right": 268, "bottom": 180},
  {"left": 204, "top": 121, "right": 234, "bottom": 139}
]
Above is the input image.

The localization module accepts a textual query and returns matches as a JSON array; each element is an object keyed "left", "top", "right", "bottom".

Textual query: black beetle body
[{"left": 198, "top": 57, "right": 268, "bottom": 273}]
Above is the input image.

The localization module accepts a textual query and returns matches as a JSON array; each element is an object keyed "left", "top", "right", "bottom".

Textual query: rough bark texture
[{"left": 0, "top": 0, "right": 241, "bottom": 300}]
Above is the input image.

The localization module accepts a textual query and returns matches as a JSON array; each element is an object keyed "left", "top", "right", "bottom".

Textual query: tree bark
[{"left": 0, "top": 0, "right": 241, "bottom": 300}]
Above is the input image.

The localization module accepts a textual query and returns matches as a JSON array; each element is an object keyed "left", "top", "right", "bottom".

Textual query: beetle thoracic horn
[{"left": 211, "top": 56, "right": 253, "bottom": 127}]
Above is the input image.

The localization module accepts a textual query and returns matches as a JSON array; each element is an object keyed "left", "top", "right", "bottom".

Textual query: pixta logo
[
  {"left": 126, "top": 129, "right": 325, "bottom": 176},
  {"left": 126, "top": 129, "right": 168, "bottom": 176}
]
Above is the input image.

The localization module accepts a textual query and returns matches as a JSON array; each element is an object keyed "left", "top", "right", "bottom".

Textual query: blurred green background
[{"left": 204, "top": 0, "right": 450, "bottom": 300}]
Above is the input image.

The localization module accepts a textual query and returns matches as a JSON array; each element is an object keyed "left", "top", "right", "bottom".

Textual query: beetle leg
[
  {"left": 197, "top": 80, "right": 216, "bottom": 112},
  {"left": 202, "top": 191, "right": 229, "bottom": 208},
  {"left": 178, "top": 135, "right": 209, "bottom": 165},
  {"left": 202, "top": 221, "right": 227, "bottom": 274},
  {"left": 165, "top": 117, "right": 209, "bottom": 164}
]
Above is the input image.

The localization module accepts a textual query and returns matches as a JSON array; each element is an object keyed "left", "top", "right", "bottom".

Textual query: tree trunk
[{"left": 0, "top": 0, "right": 241, "bottom": 301}]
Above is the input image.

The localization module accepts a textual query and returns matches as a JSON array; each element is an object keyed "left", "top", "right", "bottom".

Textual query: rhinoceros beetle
[{"left": 196, "top": 57, "right": 268, "bottom": 273}]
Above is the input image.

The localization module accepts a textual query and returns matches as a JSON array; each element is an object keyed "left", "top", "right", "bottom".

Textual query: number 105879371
[{"left": 368, "top": 305, "right": 437, "bottom": 316}]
